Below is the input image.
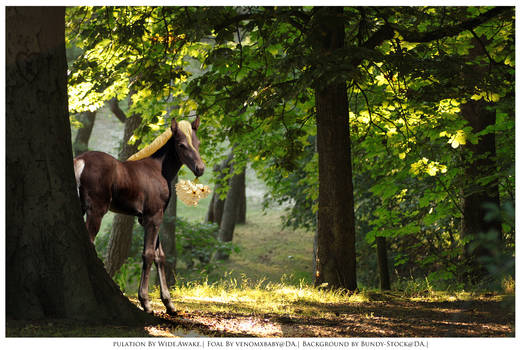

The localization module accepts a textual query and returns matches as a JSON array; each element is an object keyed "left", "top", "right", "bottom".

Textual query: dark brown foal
[{"left": 74, "top": 117, "right": 204, "bottom": 315}]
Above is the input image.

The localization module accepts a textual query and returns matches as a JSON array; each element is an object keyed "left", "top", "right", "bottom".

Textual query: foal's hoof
[
  {"left": 140, "top": 301, "right": 153, "bottom": 314},
  {"left": 165, "top": 302, "right": 178, "bottom": 316},
  {"left": 166, "top": 308, "right": 178, "bottom": 317}
]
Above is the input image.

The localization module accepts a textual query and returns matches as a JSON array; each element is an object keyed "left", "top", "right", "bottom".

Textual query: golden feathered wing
[{"left": 127, "top": 129, "right": 173, "bottom": 161}]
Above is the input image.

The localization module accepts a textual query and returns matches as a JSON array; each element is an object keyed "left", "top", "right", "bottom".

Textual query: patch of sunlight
[
  {"left": 145, "top": 325, "right": 206, "bottom": 338},
  {"left": 408, "top": 290, "right": 474, "bottom": 303},
  {"left": 166, "top": 276, "right": 371, "bottom": 318},
  {"left": 183, "top": 295, "right": 256, "bottom": 304},
  {"left": 410, "top": 157, "right": 448, "bottom": 177}
]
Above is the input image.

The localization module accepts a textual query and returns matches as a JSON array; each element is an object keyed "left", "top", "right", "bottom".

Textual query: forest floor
[
  {"left": 6, "top": 210, "right": 515, "bottom": 338},
  {"left": 144, "top": 292, "right": 515, "bottom": 337},
  {"left": 5, "top": 291, "right": 514, "bottom": 337}
]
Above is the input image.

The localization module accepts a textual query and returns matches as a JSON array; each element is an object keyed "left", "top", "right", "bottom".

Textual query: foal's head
[{"left": 172, "top": 117, "right": 205, "bottom": 177}]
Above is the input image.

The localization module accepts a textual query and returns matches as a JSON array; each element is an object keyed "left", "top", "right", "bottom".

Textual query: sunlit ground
[
  {"left": 133, "top": 280, "right": 514, "bottom": 337},
  {"left": 7, "top": 282, "right": 513, "bottom": 337}
]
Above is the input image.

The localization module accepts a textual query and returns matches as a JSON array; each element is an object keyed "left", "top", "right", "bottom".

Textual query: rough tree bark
[
  {"left": 73, "top": 110, "right": 96, "bottom": 156},
  {"left": 105, "top": 98, "right": 142, "bottom": 276},
  {"left": 215, "top": 155, "right": 245, "bottom": 260},
  {"left": 6, "top": 6, "right": 149, "bottom": 323},
  {"left": 313, "top": 7, "right": 357, "bottom": 291}
]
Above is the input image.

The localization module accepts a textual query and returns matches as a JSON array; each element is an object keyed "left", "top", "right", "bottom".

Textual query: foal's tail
[{"left": 73, "top": 158, "right": 85, "bottom": 197}]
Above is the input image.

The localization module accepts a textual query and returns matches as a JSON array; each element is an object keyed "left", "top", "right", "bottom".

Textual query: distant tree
[
  {"left": 376, "top": 237, "right": 391, "bottom": 290},
  {"left": 236, "top": 167, "right": 247, "bottom": 224},
  {"left": 73, "top": 110, "right": 96, "bottom": 156},
  {"left": 215, "top": 153, "right": 245, "bottom": 260},
  {"left": 206, "top": 152, "right": 233, "bottom": 226}
]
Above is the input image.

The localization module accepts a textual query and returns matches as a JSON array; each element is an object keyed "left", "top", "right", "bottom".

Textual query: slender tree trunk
[
  {"left": 105, "top": 215, "right": 136, "bottom": 277},
  {"left": 6, "top": 6, "right": 149, "bottom": 323},
  {"left": 108, "top": 97, "right": 127, "bottom": 123},
  {"left": 213, "top": 196, "right": 226, "bottom": 226},
  {"left": 313, "top": 7, "right": 357, "bottom": 291},
  {"left": 206, "top": 152, "right": 233, "bottom": 225},
  {"left": 205, "top": 191, "right": 217, "bottom": 223},
  {"left": 105, "top": 99, "right": 142, "bottom": 276},
  {"left": 73, "top": 110, "right": 96, "bottom": 156},
  {"left": 215, "top": 155, "right": 245, "bottom": 260},
  {"left": 160, "top": 177, "right": 178, "bottom": 287},
  {"left": 376, "top": 236, "right": 391, "bottom": 290},
  {"left": 236, "top": 167, "right": 247, "bottom": 224}
]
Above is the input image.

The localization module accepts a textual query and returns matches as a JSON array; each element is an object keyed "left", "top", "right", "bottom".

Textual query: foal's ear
[
  {"left": 191, "top": 115, "right": 200, "bottom": 131},
  {"left": 171, "top": 118, "right": 177, "bottom": 133}
]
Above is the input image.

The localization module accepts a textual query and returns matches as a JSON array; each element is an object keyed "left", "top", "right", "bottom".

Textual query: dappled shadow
[
  {"left": 271, "top": 297, "right": 514, "bottom": 337},
  {"left": 162, "top": 295, "right": 514, "bottom": 337},
  {"left": 6, "top": 318, "right": 153, "bottom": 337}
]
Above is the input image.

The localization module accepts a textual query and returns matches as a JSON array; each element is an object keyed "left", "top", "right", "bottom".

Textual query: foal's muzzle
[{"left": 194, "top": 164, "right": 205, "bottom": 177}]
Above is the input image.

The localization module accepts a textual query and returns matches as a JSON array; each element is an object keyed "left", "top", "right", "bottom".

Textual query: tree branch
[
  {"left": 389, "top": 7, "right": 509, "bottom": 43},
  {"left": 214, "top": 13, "right": 254, "bottom": 33},
  {"left": 108, "top": 98, "right": 127, "bottom": 123},
  {"left": 360, "top": 21, "right": 395, "bottom": 50}
]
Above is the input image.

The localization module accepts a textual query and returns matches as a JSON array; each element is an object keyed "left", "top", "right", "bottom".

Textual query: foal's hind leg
[
  {"left": 155, "top": 239, "right": 176, "bottom": 315},
  {"left": 85, "top": 209, "right": 107, "bottom": 243},
  {"left": 80, "top": 187, "right": 110, "bottom": 243}
]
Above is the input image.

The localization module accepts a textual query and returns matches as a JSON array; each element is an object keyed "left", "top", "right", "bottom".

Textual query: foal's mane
[
  {"left": 177, "top": 120, "right": 195, "bottom": 151},
  {"left": 127, "top": 120, "right": 195, "bottom": 161}
]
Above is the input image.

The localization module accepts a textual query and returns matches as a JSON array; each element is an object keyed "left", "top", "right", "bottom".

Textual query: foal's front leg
[
  {"left": 138, "top": 214, "right": 162, "bottom": 313},
  {"left": 155, "top": 239, "right": 176, "bottom": 315}
]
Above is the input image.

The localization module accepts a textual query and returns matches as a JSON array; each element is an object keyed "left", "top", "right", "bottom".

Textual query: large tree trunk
[
  {"left": 460, "top": 37, "right": 502, "bottom": 280},
  {"left": 159, "top": 177, "right": 178, "bottom": 287},
  {"left": 215, "top": 155, "right": 245, "bottom": 260},
  {"left": 313, "top": 7, "right": 357, "bottom": 291},
  {"left": 6, "top": 6, "right": 149, "bottom": 323},
  {"left": 73, "top": 110, "right": 96, "bottom": 156},
  {"left": 105, "top": 99, "right": 142, "bottom": 276}
]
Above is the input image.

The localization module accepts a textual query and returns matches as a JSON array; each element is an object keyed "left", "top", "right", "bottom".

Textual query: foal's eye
[{"left": 179, "top": 144, "right": 187, "bottom": 149}]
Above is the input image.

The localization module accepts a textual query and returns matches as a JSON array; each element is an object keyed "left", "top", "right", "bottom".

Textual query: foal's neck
[
  {"left": 152, "top": 141, "right": 181, "bottom": 185},
  {"left": 162, "top": 152, "right": 182, "bottom": 184}
]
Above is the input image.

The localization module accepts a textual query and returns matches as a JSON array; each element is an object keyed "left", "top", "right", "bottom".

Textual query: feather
[
  {"left": 176, "top": 179, "right": 211, "bottom": 206},
  {"left": 127, "top": 128, "right": 173, "bottom": 161}
]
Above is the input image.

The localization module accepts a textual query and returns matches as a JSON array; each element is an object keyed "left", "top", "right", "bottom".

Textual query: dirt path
[{"left": 154, "top": 295, "right": 514, "bottom": 337}]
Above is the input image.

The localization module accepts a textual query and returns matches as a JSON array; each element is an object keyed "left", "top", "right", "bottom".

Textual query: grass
[
  {"left": 207, "top": 208, "right": 315, "bottom": 284},
  {"left": 151, "top": 275, "right": 368, "bottom": 319}
]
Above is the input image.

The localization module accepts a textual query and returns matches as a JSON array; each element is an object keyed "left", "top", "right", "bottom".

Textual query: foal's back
[{"left": 74, "top": 151, "right": 168, "bottom": 217}]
